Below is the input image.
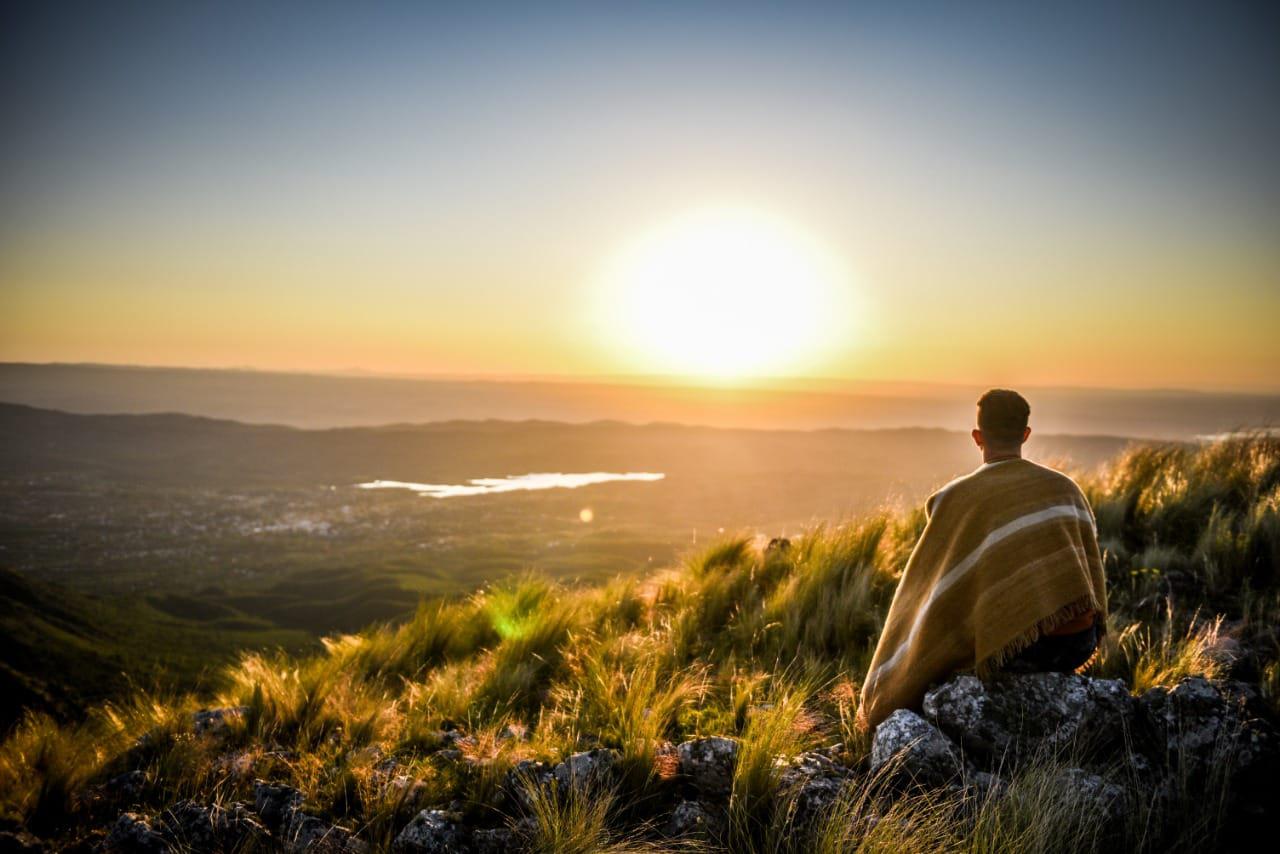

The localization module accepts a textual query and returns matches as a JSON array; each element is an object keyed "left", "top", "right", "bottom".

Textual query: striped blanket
[{"left": 859, "top": 458, "right": 1107, "bottom": 729}]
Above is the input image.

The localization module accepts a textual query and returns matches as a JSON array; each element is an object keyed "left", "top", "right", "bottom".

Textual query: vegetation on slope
[{"left": 2, "top": 435, "right": 1277, "bottom": 851}]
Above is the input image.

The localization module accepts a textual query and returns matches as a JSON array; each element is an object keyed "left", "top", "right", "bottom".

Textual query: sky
[{"left": 2, "top": 1, "right": 1278, "bottom": 391}]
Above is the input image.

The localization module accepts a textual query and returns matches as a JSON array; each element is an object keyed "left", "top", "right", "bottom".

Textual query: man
[{"left": 858, "top": 389, "right": 1107, "bottom": 730}]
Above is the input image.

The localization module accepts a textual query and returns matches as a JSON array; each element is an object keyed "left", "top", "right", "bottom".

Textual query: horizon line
[{"left": 4, "top": 359, "right": 1279, "bottom": 398}]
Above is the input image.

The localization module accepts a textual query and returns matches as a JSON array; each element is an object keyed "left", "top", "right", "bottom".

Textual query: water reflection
[{"left": 357, "top": 471, "right": 665, "bottom": 498}]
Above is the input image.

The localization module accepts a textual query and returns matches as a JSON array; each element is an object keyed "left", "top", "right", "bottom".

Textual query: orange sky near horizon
[{"left": 2, "top": 4, "right": 1278, "bottom": 393}]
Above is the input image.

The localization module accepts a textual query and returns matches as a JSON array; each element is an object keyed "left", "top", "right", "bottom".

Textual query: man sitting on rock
[{"left": 858, "top": 388, "right": 1107, "bottom": 730}]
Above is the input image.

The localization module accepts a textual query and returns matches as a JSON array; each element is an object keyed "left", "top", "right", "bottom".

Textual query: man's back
[{"left": 858, "top": 456, "right": 1107, "bottom": 729}]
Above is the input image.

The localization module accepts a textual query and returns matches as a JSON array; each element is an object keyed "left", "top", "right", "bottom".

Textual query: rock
[
  {"left": 1140, "top": 677, "right": 1273, "bottom": 772},
  {"left": 1051, "top": 768, "right": 1126, "bottom": 828},
  {"left": 665, "top": 800, "right": 727, "bottom": 840},
  {"left": 96, "top": 813, "right": 171, "bottom": 854},
  {"left": 676, "top": 737, "right": 738, "bottom": 797},
  {"left": 923, "top": 672, "right": 1135, "bottom": 766},
  {"left": 777, "top": 752, "right": 850, "bottom": 827},
  {"left": 869, "top": 709, "right": 966, "bottom": 788},
  {"left": 285, "top": 813, "right": 367, "bottom": 853},
  {"left": 101, "top": 771, "right": 147, "bottom": 805},
  {"left": 252, "top": 780, "right": 304, "bottom": 834},
  {"left": 0, "top": 831, "right": 46, "bottom": 854},
  {"left": 392, "top": 810, "right": 473, "bottom": 853},
  {"left": 552, "top": 748, "right": 618, "bottom": 789},
  {"left": 1139, "top": 676, "right": 1280, "bottom": 829},
  {"left": 472, "top": 827, "right": 515, "bottom": 854},
  {"left": 497, "top": 723, "right": 529, "bottom": 741},
  {"left": 160, "top": 800, "right": 267, "bottom": 851},
  {"left": 383, "top": 775, "right": 431, "bottom": 810},
  {"left": 504, "top": 760, "right": 554, "bottom": 812},
  {"left": 192, "top": 707, "right": 248, "bottom": 736},
  {"left": 158, "top": 801, "right": 222, "bottom": 850}
]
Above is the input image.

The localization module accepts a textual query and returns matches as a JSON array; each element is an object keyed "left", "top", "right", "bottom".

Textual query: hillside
[
  {"left": 0, "top": 568, "right": 315, "bottom": 732},
  {"left": 1, "top": 435, "right": 1277, "bottom": 852}
]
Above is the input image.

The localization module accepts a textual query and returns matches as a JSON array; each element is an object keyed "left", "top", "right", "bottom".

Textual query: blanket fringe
[{"left": 973, "top": 594, "right": 1104, "bottom": 680}]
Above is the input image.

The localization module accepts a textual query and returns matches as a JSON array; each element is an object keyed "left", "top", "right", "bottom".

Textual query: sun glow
[{"left": 597, "top": 208, "right": 852, "bottom": 380}]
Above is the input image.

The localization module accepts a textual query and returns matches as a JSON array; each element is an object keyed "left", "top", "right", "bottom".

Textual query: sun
[{"left": 596, "top": 207, "right": 849, "bottom": 380}]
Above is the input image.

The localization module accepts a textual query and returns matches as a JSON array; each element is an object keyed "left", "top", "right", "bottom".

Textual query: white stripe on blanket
[{"left": 866, "top": 502, "right": 1094, "bottom": 688}]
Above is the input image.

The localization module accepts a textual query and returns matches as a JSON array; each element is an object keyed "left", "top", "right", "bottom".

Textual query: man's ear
[
  {"left": 972, "top": 428, "right": 983, "bottom": 448},
  {"left": 1022, "top": 426, "right": 1032, "bottom": 444}
]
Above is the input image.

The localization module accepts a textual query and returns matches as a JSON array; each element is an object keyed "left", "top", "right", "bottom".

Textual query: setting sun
[{"left": 597, "top": 208, "right": 852, "bottom": 380}]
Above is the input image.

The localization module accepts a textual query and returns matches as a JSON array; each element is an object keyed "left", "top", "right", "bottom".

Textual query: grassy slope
[
  {"left": 1, "top": 435, "right": 1277, "bottom": 851},
  {"left": 0, "top": 568, "right": 316, "bottom": 731}
]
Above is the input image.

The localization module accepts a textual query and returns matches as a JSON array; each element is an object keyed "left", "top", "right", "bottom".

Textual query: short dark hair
[{"left": 977, "top": 389, "right": 1030, "bottom": 445}]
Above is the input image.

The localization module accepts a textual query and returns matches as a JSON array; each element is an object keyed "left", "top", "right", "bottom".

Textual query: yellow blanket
[{"left": 859, "top": 458, "right": 1107, "bottom": 729}]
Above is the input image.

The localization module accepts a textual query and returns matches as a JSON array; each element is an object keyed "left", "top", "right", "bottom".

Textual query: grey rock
[
  {"left": 777, "top": 752, "right": 851, "bottom": 827},
  {"left": 0, "top": 831, "right": 45, "bottom": 854},
  {"left": 1052, "top": 768, "right": 1127, "bottom": 827},
  {"left": 1139, "top": 676, "right": 1279, "bottom": 821},
  {"left": 252, "top": 780, "right": 305, "bottom": 834},
  {"left": 870, "top": 709, "right": 966, "bottom": 788},
  {"left": 923, "top": 672, "right": 1135, "bottom": 766},
  {"left": 504, "top": 759, "right": 555, "bottom": 812},
  {"left": 552, "top": 748, "right": 618, "bottom": 789},
  {"left": 97, "top": 812, "right": 172, "bottom": 854},
  {"left": 192, "top": 706, "right": 248, "bottom": 736},
  {"left": 665, "top": 800, "right": 727, "bottom": 839},
  {"left": 472, "top": 827, "right": 515, "bottom": 854},
  {"left": 160, "top": 800, "right": 268, "bottom": 851},
  {"left": 392, "top": 810, "right": 473, "bottom": 853},
  {"left": 285, "top": 812, "right": 368, "bottom": 853},
  {"left": 102, "top": 770, "right": 147, "bottom": 805},
  {"left": 676, "top": 737, "right": 739, "bottom": 797}
]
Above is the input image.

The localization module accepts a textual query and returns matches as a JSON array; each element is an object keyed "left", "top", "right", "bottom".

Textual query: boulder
[
  {"left": 870, "top": 709, "right": 966, "bottom": 789},
  {"left": 676, "top": 737, "right": 738, "bottom": 798},
  {"left": 160, "top": 800, "right": 267, "bottom": 850},
  {"left": 504, "top": 760, "right": 555, "bottom": 812},
  {"left": 100, "top": 771, "right": 147, "bottom": 806},
  {"left": 192, "top": 707, "right": 248, "bottom": 736},
  {"left": 472, "top": 827, "right": 515, "bottom": 854},
  {"left": 392, "top": 810, "right": 473, "bottom": 853},
  {"left": 664, "top": 800, "right": 727, "bottom": 840},
  {"left": 1051, "top": 768, "right": 1127, "bottom": 829},
  {"left": 284, "top": 812, "right": 367, "bottom": 853},
  {"left": 922, "top": 673, "right": 1135, "bottom": 766},
  {"left": 0, "top": 831, "right": 46, "bottom": 854},
  {"left": 252, "top": 780, "right": 304, "bottom": 834},
  {"left": 552, "top": 748, "right": 618, "bottom": 789},
  {"left": 777, "top": 752, "right": 850, "bottom": 827},
  {"left": 96, "top": 813, "right": 171, "bottom": 854}
]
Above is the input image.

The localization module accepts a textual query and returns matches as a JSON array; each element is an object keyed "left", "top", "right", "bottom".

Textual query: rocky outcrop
[{"left": 870, "top": 671, "right": 1280, "bottom": 844}]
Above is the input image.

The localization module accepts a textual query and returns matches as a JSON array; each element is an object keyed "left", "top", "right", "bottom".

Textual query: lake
[{"left": 357, "top": 471, "right": 665, "bottom": 498}]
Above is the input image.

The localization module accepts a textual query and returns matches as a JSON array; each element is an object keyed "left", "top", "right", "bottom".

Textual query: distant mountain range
[{"left": 3, "top": 362, "right": 1278, "bottom": 439}]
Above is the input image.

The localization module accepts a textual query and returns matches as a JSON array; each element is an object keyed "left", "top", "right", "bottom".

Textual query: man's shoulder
[{"left": 926, "top": 459, "right": 1084, "bottom": 518}]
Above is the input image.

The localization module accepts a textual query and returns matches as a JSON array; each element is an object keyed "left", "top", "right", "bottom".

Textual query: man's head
[{"left": 973, "top": 388, "right": 1030, "bottom": 458}]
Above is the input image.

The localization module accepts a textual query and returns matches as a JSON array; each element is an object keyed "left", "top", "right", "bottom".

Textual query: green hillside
[{"left": 0, "top": 568, "right": 315, "bottom": 731}]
